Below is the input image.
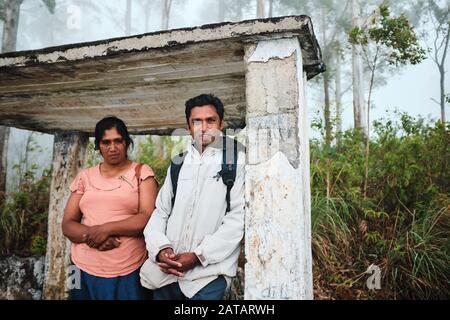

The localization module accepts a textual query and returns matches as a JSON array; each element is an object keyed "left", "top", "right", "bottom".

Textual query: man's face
[{"left": 188, "top": 104, "right": 224, "bottom": 149}]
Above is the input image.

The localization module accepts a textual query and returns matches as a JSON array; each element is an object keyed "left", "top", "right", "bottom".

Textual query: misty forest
[{"left": 0, "top": 0, "right": 449, "bottom": 299}]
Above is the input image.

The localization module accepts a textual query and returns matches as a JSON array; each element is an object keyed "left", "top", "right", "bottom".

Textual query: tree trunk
[
  {"left": 1, "top": 0, "right": 23, "bottom": 53},
  {"left": 161, "top": 0, "right": 172, "bottom": 30},
  {"left": 268, "top": 0, "right": 274, "bottom": 18},
  {"left": 0, "top": 0, "right": 23, "bottom": 193},
  {"left": 363, "top": 51, "right": 378, "bottom": 200},
  {"left": 257, "top": 0, "right": 265, "bottom": 18},
  {"left": 323, "top": 73, "right": 332, "bottom": 147},
  {"left": 0, "top": 126, "right": 9, "bottom": 193},
  {"left": 321, "top": 7, "right": 331, "bottom": 147},
  {"left": 351, "top": 0, "right": 366, "bottom": 131},
  {"left": 439, "top": 65, "right": 446, "bottom": 124},
  {"left": 335, "top": 45, "right": 343, "bottom": 140},
  {"left": 125, "top": 0, "right": 132, "bottom": 36},
  {"left": 437, "top": 25, "right": 449, "bottom": 124},
  {"left": 18, "top": 131, "right": 33, "bottom": 186}
]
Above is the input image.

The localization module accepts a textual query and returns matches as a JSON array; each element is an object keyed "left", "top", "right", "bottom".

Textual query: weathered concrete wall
[
  {"left": 244, "top": 37, "right": 312, "bottom": 300},
  {"left": 0, "top": 255, "right": 45, "bottom": 300},
  {"left": 43, "top": 132, "right": 88, "bottom": 300}
]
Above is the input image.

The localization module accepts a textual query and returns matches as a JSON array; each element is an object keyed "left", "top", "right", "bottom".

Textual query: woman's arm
[
  {"left": 85, "top": 177, "right": 158, "bottom": 245},
  {"left": 61, "top": 193, "right": 89, "bottom": 244}
]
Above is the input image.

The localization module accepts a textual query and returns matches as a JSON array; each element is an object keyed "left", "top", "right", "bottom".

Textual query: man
[{"left": 140, "top": 94, "right": 245, "bottom": 300}]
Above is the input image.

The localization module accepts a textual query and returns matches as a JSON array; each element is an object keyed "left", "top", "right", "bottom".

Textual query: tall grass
[
  {"left": 0, "top": 166, "right": 50, "bottom": 256},
  {"left": 311, "top": 113, "right": 449, "bottom": 299},
  {"left": 0, "top": 112, "right": 447, "bottom": 299}
]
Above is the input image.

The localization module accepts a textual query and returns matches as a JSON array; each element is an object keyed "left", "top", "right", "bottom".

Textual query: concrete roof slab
[{"left": 0, "top": 16, "right": 324, "bottom": 135}]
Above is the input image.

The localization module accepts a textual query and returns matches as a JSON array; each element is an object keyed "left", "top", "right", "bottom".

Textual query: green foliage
[
  {"left": 30, "top": 235, "right": 47, "bottom": 255},
  {"left": 311, "top": 112, "right": 449, "bottom": 299},
  {"left": 138, "top": 136, "right": 187, "bottom": 185},
  {"left": 349, "top": 26, "right": 368, "bottom": 45},
  {"left": 0, "top": 165, "right": 50, "bottom": 257},
  {"left": 349, "top": 4, "right": 426, "bottom": 66},
  {"left": 86, "top": 139, "right": 102, "bottom": 168}
]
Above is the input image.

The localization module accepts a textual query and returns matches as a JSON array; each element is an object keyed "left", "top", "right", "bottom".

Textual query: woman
[{"left": 62, "top": 116, "right": 157, "bottom": 300}]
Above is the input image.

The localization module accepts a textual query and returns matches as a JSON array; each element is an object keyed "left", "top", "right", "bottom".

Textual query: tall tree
[
  {"left": 422, "top": 0, "right": 449, "bottom": 124},
  {"left": 0, "top": 0, "right": 55, "bottom": 193},
  {"left": 268, "top": 0, "right": 274, "bottom": 17},
  {"left": 335, "top": 41, "right": 343, "bottom": 138},
  {"left": 161, "top": 0, "right": 172, "bottom": 30},
  {"left": 0, "top": 1, "right": 22, "bottom": 192},
  {"left": 138, "top": 0, "right": 153, "bottom": 32},
  {"left": 321, "top": 5, "right": 332, "bottom": 147},
  {"left": 1, "top": 0, "right": 22, "bottom": 52},
  {"left": 0, "top": 125, "right": 8, "bottom": 194},
  {"left": 351, "top": 0, "right": 366, "bottom": 132},
  {"left": 385, "top": 0, "right": 448, "bottom": 124},
  {"left": 257, "top": 0, "right": 265, "bottom": 18},
  {"left": 349, "top": 4, "right": 426, "bottom": 198}
]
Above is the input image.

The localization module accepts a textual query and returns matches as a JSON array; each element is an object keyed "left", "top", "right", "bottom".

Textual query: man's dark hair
[
  {"left": 185, "top": 94, "right": 224, "bottom": 124},
  {"left": 94, "top": 116, "right": 134, "bottom": 151}
]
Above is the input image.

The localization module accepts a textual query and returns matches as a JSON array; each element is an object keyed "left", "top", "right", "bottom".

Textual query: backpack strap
[
  {"left": 135, "top": 163, "right": 143, "bottom": 212},
  {"left": 221, "top": 136, "right": 238, "bottom": 213},
  {"left": 170, "top": 152, "right": 187, "bottom": 208}
]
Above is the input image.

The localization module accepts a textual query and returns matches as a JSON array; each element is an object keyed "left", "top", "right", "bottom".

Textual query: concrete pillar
[
  {"left": 244, "top": 37, "right": 312, "bottom": 300},
  {"left": 43, "top": 132, "right": 88, "bottom": 300}
]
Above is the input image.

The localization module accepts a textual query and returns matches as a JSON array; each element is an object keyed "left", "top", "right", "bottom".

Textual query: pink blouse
[{"left": 69, "top": 162, "right": 155, "bottom": 278}]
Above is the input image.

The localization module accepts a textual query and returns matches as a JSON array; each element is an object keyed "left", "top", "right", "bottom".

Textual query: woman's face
[{"left": 99, "top": 127, "right": 127, "bottom": 165}]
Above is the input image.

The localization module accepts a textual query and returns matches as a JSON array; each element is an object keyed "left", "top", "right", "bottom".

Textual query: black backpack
[{"left": 170, "top": 136, "right": 239, "bottom": 213}]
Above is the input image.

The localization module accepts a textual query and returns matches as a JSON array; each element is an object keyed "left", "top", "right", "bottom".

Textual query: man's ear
[{"left": 220, "top": 119, "right": 224, "bottom": 130}]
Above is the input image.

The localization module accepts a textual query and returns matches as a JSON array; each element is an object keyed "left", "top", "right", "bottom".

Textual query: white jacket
[{"left": 140, "top": 137, "right": 245, "bottom": 298}]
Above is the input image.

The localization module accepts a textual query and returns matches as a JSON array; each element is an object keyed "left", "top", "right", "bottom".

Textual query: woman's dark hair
[
  {"left": 94, "top": 116, "right": 134, "bottom": 151},
  {"left": 185, "top": 94, "right": 224, "bottom": 124}
]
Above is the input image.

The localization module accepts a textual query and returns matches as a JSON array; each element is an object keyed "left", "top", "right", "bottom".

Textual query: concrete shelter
[{"left": 0, "top": 15, "right": 324, "bottom": 300}]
